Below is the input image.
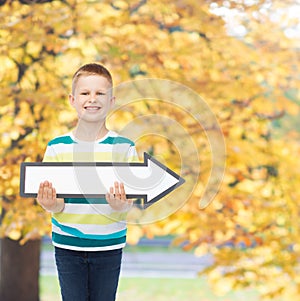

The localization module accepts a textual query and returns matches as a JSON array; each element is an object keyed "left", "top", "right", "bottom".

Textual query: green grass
[
  {"left": 118, "top": 277, "right": 261, "bottom": 301},
  {"left": 40, "top": 275, "right": 61, "bottom": 301},
  {"left": 40, "top": 275, "right": 261, "bottom": 301}
]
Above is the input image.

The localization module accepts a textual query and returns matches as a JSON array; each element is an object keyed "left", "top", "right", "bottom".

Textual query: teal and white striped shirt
[{"left": 43, "top": 131, "right": 139, "bottom": 251}]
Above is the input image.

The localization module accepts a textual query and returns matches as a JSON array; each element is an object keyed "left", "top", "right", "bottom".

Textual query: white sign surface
[{"left": 20, "top": 153, "right": 185, "bottom": 209}]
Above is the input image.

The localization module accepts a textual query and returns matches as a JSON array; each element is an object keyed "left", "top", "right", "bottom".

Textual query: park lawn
[
  {"left": 40, "top": 275, "right": 261, "bottom": 301},
  {"left": 40, "top": 275, "right": 60, "bottom": 301}
]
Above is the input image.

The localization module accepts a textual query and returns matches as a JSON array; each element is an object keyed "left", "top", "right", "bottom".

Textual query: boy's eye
[
  {"left": 81, "top": 92, "right": 89, "bottom": 95},
  {"left": 97, "top": 92, "right": 106, "bottom": 96}
]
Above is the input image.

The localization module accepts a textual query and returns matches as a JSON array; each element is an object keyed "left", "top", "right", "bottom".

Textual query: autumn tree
[
  {"left": 0, "top": 1, "right": 82, "bottom": 299},
  {"left": 0, "top": 0, "right": 299, "bottom": 300}
]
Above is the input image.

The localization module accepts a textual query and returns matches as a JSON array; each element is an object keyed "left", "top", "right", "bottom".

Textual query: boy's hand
[
  {"left": 106, "top": 182, "right": 133, "bottom": 211},
  {"left": 37, "top": 181, "right": 65, "bottom": 213}
]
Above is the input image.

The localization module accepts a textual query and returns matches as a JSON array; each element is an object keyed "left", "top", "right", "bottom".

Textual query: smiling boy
[{"left": 37, "top": 63, "right": 138, "bottom": 301}]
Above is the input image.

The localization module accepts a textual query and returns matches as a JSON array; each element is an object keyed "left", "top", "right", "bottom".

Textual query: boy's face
[{"left": 69, "top": 75, "right": 115, "bottom": 123}]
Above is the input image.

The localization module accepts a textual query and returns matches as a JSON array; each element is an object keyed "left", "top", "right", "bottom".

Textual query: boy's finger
[
  {"left": 108, "top": 193, "right": 115, "bottom": 203},
  {"left": 120, "top": 183, "right": 128, "bottom": 201},
  {"left": 120, "top": 183, "right": 125, "bottom": 195},
  {"left": 114, "top": 182, "right": 120, "bottom": 196},
  {"left": 47, "top": 187, "right": 53, "bottom": 200},
  {"left": 38, "top": 183, "right": 43, "bottom": 197},
  {"left": 114, "top": 186, "right": 121, "bottom": 200},
  {"left": 42, "top": 184, "right": 48, "bottom": 200}
]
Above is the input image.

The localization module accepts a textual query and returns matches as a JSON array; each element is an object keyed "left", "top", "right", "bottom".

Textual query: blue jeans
[{"left": 55, "top": 247, "right": 122, "bottom": 301}]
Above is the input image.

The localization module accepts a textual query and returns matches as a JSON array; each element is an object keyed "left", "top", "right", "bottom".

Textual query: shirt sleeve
[
  {"left": 42, "top": 144, "right": 58, "bottom": 162},
  {"left": 127, "top": 145, "right": 140, "bottom": 162}
]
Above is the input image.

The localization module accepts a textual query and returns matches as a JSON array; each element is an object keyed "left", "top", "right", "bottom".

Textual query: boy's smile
[{"left": 84, "top": 105, "right": 101, "bottom": 111}]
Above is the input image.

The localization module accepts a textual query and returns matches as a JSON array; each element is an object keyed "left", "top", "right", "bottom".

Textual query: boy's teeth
[{"left": 85, "top": 107, "right": 100, "bottom": 110}]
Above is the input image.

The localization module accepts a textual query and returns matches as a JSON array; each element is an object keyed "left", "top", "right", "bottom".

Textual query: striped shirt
[{"left": 43, "top": 131, "right": 139, "bottom": 251}]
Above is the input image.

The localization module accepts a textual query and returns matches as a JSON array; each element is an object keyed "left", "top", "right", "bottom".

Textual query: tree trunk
[{"left": 0, "top": 237, "right": 41, "bottom": 301}]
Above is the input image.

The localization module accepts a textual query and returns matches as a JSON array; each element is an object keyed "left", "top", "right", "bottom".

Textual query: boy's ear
[
  {"left": 110, "top": 96, "right": 116, "bottom": 108},
  {"left": 69, "top": 94, "right": 75, "bottom": 107}
]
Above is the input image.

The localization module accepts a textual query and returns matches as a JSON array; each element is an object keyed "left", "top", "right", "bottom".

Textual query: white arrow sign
[{"left": 20, "top": 153, "right": 185, "bottom": 209}]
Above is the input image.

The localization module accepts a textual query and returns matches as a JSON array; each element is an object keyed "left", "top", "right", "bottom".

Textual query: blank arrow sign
[{"left": 20, "top": 153, "right": 185, "bottom": 209}]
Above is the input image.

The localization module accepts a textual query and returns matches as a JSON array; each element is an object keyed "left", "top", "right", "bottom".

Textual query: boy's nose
[{"left": 89, "top": 94, "right": 97, "bottom": 102}]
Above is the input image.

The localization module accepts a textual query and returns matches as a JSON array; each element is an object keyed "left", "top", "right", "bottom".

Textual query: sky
[{"left": 209, "top": 0, "right": 300, "bottom": 40}]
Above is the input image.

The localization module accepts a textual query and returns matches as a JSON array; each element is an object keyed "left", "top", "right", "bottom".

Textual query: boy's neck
[{"left": 72, "top": 121, "right": 109, "bottom": 141}]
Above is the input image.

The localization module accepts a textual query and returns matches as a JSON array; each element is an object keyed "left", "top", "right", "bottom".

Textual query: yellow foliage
[
  {"left": 126, "top": 225, "right": 143, "bottom": 245},
  {"left": 7, "top": 229, "right": 22, "bottom": 241},
  {"left": 0, "top": 0, "right": 300, "bottom": 299},
  {"left": 211, "top": 276, "right": 235, "bottom": 296}
]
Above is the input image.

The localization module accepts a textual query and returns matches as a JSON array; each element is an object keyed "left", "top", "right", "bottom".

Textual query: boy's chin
[{"left": 78, "top": 115, "right": 105, "bottom": 123}]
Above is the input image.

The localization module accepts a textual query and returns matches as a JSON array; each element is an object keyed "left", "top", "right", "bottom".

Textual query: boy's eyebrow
[{"left": 78, "top": 88, "right": 107, "bottom": 92}]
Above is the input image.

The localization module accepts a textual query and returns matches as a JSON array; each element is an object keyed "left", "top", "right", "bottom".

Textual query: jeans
[{"left": 55, "top": 247, "right": 122, "bottom": 301}]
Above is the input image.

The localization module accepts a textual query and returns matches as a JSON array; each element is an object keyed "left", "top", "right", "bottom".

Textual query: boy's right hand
[{"left": 37, "top": 181, "right": 65, "bottom": 213}]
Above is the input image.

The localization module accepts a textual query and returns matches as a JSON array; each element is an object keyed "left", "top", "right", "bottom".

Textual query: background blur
[{"left": 0, "top": 0, "right": 300, "bottom": 300}]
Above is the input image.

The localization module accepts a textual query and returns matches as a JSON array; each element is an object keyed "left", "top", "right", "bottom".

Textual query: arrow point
[{"left": 142, "top": 152, "right": 185, "bottom": 208}]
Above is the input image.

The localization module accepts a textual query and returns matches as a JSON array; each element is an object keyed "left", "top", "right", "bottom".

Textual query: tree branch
[{"left": 256, "top": 110, "right": 285, "bottom": 120}]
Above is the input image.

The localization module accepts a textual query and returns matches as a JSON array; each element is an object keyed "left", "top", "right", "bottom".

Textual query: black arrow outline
[{"left": 20, "top": 152, "right": 185, "bottom": 209}]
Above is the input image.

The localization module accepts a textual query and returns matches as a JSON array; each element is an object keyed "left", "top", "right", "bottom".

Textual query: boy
[{"left": 37, "top": 63, "right": 138, "bottom": 301}]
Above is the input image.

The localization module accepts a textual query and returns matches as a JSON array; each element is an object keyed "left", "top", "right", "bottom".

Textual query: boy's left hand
[{"left": 106, "top": 181, "right": 133, "bottom": 211}]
